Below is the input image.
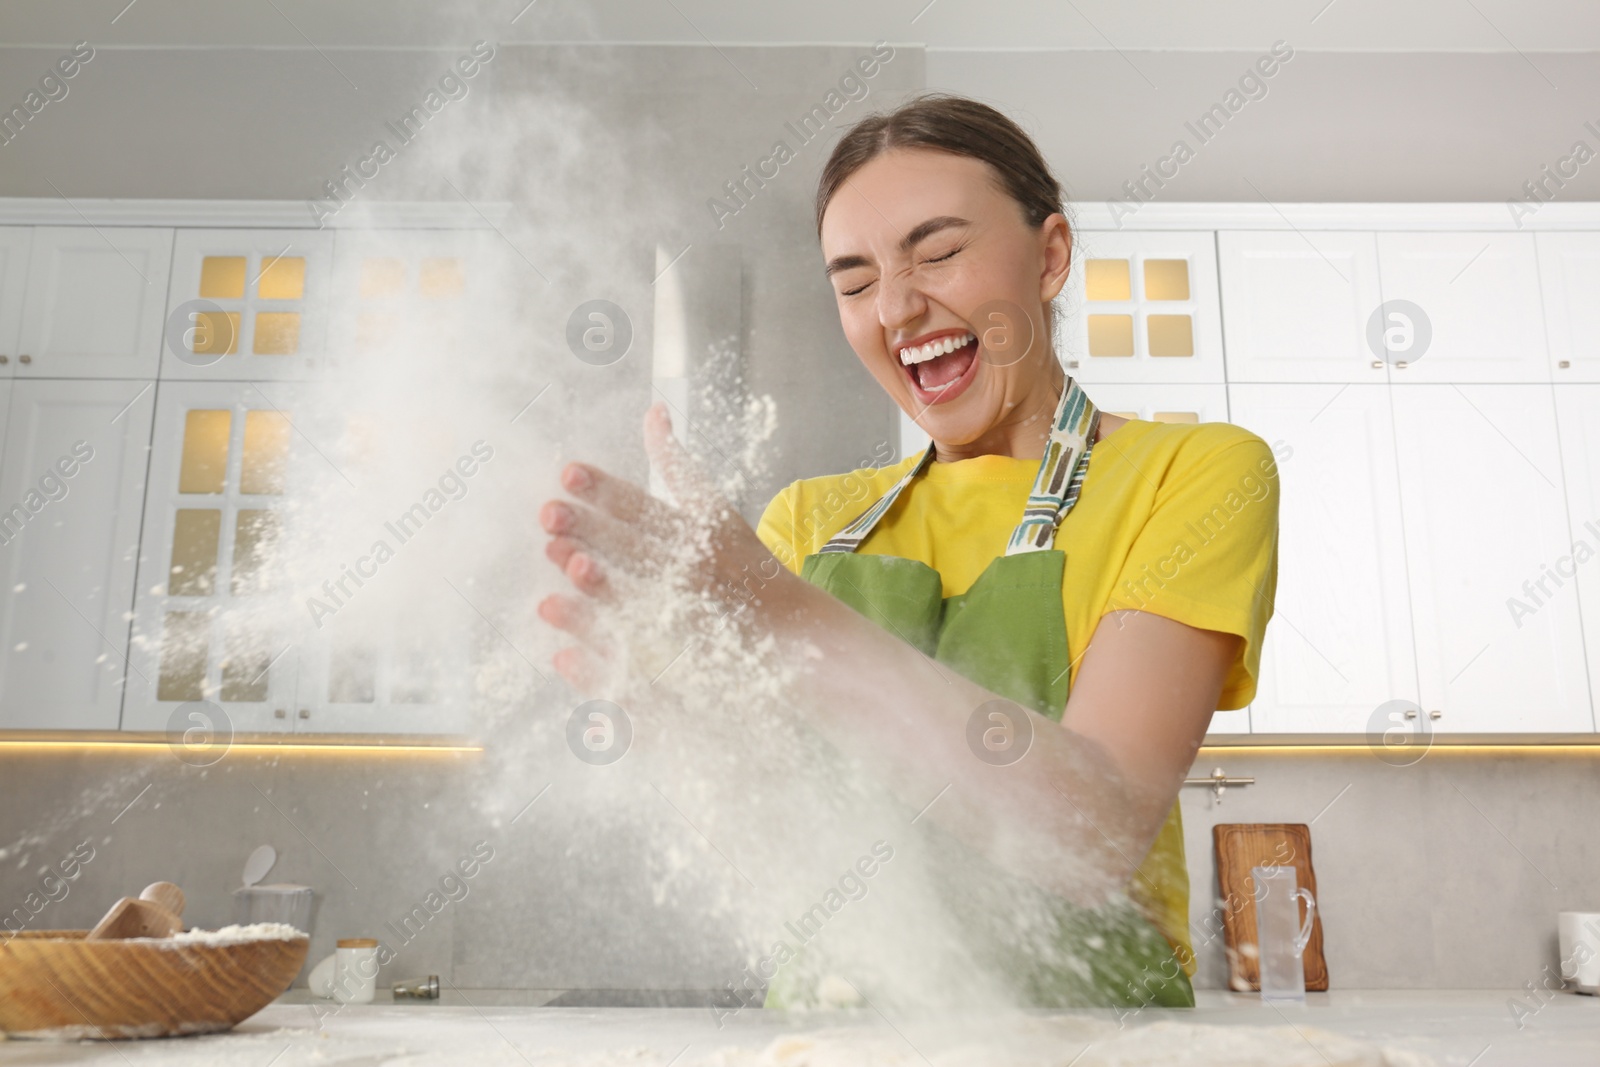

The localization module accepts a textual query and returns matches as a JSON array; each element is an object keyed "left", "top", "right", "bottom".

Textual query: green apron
[{"left": 765, "top": 378, "right": 1194, "bottom": 1010}]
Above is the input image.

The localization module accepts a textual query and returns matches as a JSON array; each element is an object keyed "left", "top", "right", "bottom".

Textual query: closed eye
[{"left": 924, "top": 244, "right": 963, "bottom": 264}]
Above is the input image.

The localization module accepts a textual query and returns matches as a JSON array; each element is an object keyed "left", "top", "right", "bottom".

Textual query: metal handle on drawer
[{"left": 18, "top": 354, "right": 30, "bottom": 364}]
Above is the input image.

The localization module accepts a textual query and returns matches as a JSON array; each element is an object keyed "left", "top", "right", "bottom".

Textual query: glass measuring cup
[{"left": 1252, "top": 864, "right": 1317, "bottom": 1001}]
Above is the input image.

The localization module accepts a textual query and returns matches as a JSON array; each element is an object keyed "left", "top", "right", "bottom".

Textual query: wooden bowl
[{"left": 0, "top": 929, "right": 308, "bottom": 1039}]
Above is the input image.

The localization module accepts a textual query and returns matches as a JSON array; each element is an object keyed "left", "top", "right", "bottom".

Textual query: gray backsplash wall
[
  {"left": 5, "top": 746, "right": 1598, "bottom": 992},
  {"left": 2, "top": 40, "right": 1598, "bottom": 998}
]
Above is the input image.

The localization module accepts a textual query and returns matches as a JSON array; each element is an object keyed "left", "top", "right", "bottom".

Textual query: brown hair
[{"left": 815, "top": 93, "right": 1065, "bottom": 238}]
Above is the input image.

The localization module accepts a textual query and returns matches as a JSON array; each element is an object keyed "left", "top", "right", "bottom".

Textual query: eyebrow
[{"left": 823, "top": 215, "right": 971, "bottom": 277}]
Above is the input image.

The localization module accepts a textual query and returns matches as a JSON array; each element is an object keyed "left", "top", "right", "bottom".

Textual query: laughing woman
[{"left": 538, "top": 94, "right": 1279, "bottom": 1009}]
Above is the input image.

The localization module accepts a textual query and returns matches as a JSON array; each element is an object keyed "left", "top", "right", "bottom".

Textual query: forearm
[{"left": 771, "top": 577, "right": 1177, "bottom": 903}]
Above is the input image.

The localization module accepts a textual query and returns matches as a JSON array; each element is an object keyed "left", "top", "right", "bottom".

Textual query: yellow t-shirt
[{"left": 756, "top": 418, "right": 1282, "bottom": 977}]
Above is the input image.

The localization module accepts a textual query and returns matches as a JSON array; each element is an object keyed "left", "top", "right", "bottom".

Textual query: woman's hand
[{"left": 536, "top": 402, "right": 801, "bottom": 692}]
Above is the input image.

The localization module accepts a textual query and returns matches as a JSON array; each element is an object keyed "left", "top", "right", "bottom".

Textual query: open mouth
[{"left": 898, "top": 330, "right": 979, "bottom": 404}]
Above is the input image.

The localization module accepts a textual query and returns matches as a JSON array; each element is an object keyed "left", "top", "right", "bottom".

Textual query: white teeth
[{"left": 899, "top": 332, "right": 975, "bottom": 366}]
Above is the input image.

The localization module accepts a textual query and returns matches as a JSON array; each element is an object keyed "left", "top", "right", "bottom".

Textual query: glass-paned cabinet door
[
  {"left": 124, "top": 381, "right": 301, "bottom": 733},
  {"left": 1077, "top": 382, "right": 1230, "bottom": 427},
  {"left": 1538, "top": 232, "right": 1600, "bottom": 382},
  {"left": 296, "top": 610, "right": 472, "bottom": 736},
  {"left": 0, "top": 380, "right": 156, "bottom": 729},
  {"left": 17, "top": 227, "right": 173, "bottom": 379},
  {"left": 328, "top": 229, "right": 501, "bottom": 382},
  {"left": 0, "top": 227, "right": 32, "bottom": 379},
  {"left": 1059, "top": 231, "right": 1223, "bottom": 384},
  {"left": 161, "top": 230, "right": 332, "bottom": 381},
  {"left": 1218, "top": 231, "right": 1387, "bottom": 384}
]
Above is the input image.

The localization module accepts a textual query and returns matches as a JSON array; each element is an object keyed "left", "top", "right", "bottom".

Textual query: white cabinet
[
  {"left": 1375, "top": 233, "right": 1549, "bottom": 383},
  {"left": 15, "top": 228, "right": 173, "bottom": 379},
  {"left": 1060, "top": 231, "right": 1224, "bottom": 383},
  {"left": 161, "top": 229, "right": 332, "bottom": 381},
  {"left": 1218, "top": 231, "right": 1387, "bottom": 383},
  {"left": 1555, "top": 385, "right": 1600, "bottom": 724},
  {"left": 0, "top": 380, "right": 155, "bottom": 730},
  {"left": 123, "top": 380, "right": 471, "bottom": 736},
  {"left": 1229, "top": 385, "right": 1418, "bottom": 734},
  {"left": 1080, "top": 382, "right": 1230, "bottom": 426},
  {"left": 1538, "top": 232, "right": 1600, "bottom": 382},
  {"left": 327, "top": 228, "right": 498, "bottom": 372},
  {"left": 0, "top": 228, "right": 31, "bottom": 378},
  {"left": 124, "top": 381, "right": 301, "bottom": 733},
  {"left": 1391, "top": 385, "right": 1591, "bottom": 732}
]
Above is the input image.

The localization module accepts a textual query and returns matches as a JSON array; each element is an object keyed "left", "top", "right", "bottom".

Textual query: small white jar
[{"left": 332, "top": 937, "right": 380, "bottom": 1004}]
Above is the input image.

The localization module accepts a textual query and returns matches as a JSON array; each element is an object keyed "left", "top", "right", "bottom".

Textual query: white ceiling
[{"left": 5, "top": 0, "right": 1600, "bottom": 51}]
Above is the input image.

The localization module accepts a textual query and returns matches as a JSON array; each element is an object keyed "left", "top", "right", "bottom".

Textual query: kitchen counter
[{"left": 4, "top": 990, "right": 1596, "bottom": 1065}]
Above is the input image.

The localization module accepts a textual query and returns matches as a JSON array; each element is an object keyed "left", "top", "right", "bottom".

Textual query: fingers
[
  {"left": 539, "top": 500, "right": 637, "bottom": 573},
  {"left": 542, "top": 536, "right": 610, "bottom": 596},
  {"left": 642, "top": 403, "right": 717, "bottom": 511},
  {"left": 551, "top": 643, "right": 608, "bottom": 693},
  {"left": 537, "top": 592, "right": 599, "bottom": 640},
  {"left": 559, "top": 457, "right": 674, "bottom": 530}
]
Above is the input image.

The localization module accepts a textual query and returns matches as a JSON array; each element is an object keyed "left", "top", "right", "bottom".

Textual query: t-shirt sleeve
[
  {"left": 755, "top": 482, "right": 805, "bottom": 577},
  {"left": 1104, "top": 433, "right": 1280, "bottom": 709}
]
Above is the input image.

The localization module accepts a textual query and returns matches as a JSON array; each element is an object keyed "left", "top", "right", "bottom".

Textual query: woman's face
[{"left": 819, "top": 147, "right": 1071, "bottom": 449}]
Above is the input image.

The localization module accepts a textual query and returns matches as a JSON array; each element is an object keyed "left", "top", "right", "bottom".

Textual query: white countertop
[{"left": 5, "top": 990, "right": 1597, "bottom": 1065}]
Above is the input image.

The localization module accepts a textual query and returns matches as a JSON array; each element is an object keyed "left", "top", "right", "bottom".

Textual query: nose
[{"left": 876, "top": 265, "right": 927, "bottom": 344}]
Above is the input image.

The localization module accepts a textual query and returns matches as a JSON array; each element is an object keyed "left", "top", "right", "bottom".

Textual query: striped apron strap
[
  {"left": 820, "top": 376, "right": 1098, "bottom": 557},
  {"left": 818, "top": 443, "right": 937, "bottom": 554},
  {"left": 1005, "top": 377, "right": 1100, "bottom": 556}
]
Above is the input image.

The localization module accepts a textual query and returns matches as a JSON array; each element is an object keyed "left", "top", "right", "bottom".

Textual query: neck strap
[{"left": 819, "top": 377, "right": 1100, "bottom": 556}]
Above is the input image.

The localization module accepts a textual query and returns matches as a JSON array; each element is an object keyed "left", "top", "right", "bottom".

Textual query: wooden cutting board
[{"left": 1213, "top": 823, "right": 1329, "bottom": 991}]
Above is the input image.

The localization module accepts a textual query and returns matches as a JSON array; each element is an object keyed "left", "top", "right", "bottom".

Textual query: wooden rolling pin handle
[{"left": 141, "top": 882, "right": 185, "bottom": 917}]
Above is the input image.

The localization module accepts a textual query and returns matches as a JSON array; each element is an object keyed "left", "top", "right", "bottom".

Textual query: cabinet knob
[
  {"left": 1394, "top": 360, "right": 1408, "bottom": 369},
  {"left": 1403, "top": 708, "right": 1418, "bottom": 719},
  {"left": 298, "top": 708, "right": 310, "bottom": 719},
  {"left": 1371, "top": 360, "right": 1384, "bottom": 369},
  {"left": 1066, "top": 360, "right": 1080, "bottom": 369},
  {"left": 1559, "top": 360, "right": 1571, "bottom": 369},
  {"left": 18, "top": 354, "right": 31, "bottom": 364},
  {"left": 274, "top": 708, "right": 286, "bottom": 719},
  {"left": 0, "top": 355, "right": 8, "bottom": 364},
  {"left": 1429, "top": 709, "right": 1442, "bottom": 720}
]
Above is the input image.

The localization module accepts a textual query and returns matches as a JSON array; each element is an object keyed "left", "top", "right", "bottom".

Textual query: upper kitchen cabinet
[
  {"left": 0, "top": 228, "right": 31, "bottom": 379},
  {"left": 123, "top": 381, "right": 302, "bottom": 734},
  {"left": 1555, "top": 385, "right": 1600, "bottom": 723},
  {"left": 1082, "top": 382, "right": 1230, "bottom": 426},
  {"left": 1229, "top": 384, "right": 1417, "bottom": 735},
  {"left": 1537, "top": 232, "right": 1600, "bottom": 382},
  {"left": 1218, "top": 231, "right": 1387, "bottom": 384},
  {"left": 1060, "top": 231, "right": 1224, "bottom": 384},
  {"left": 161, "top": 230, "right": 333, "bottom": 381},
  {"left": 1374, "top": 232, "right": 1549, "bottom": 383},
  {"left": 0, "top": 379, "right": 156, "bottom": 730},
  {"left": 15, "top": 227, "right": 173, "bottom": 379},
  {"left": 1391, "top": 385, "right": 1591, "bottom": 733},
  {"left": 327, "top": 229, "right": 497, "bottom": 377}
]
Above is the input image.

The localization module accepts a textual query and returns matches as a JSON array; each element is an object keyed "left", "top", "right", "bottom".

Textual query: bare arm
[{"left": 538, "top": 405, "right": 1237, "bottom": 902}]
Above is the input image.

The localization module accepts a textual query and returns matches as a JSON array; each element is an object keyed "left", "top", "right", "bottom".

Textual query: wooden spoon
[{"left": 87, "top": 882, "right": 186, "bottom": 940}]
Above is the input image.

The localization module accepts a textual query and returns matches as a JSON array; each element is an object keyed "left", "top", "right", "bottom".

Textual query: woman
[{"left": 538, "top": 94, "right": 1279, "bottom": 1009}]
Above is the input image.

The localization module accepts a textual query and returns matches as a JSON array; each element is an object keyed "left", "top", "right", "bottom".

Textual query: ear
[{"left": 1039, "top": 212, "right": 1073, "bottom": 304}]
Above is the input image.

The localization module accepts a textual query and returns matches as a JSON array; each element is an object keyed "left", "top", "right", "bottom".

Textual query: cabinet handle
[
  {"left": 18, "top": 354, "right": 31, "bottom": 364},
  {"left": 1371, "top": 360, "right": 1384, "bottom": 369},
  {"left": 1559, "top": 361, "right": 1571, "bottom": 369},
  {"left": 298, "top": 708, "right": 310, "bottom": 719},
  {"left": 0, "top": 355, "right": 8, "bottom": 364},
  {"left": 1394, "top": 360, "right": 1408, "bottom": 369},
  {"left": 1429, "top": 709, "right": 1442, "bottom": 720},
  {"left": 274, "top": 708, "right": 286, "bottom": 719},
  {"left": 1066, "top": 360, "right": 1080, "bottom": 369},
  {"left": 1404, "top": 708, "right": 1417, "bottom": 719}
]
